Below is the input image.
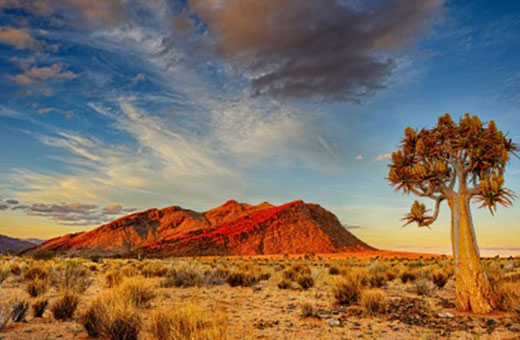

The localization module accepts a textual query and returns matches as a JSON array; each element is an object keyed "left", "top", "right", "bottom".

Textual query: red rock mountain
[{"left": 30, "top": 200, "right": 374, "bottom": 257}]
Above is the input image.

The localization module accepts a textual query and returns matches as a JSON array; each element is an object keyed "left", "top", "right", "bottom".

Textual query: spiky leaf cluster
[{"left": 389, "top": 113, "right": 518, "bottom": 226}]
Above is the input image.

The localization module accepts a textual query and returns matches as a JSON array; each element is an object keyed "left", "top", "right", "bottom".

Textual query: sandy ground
[{"left": 0, "top": 257, "right": 519, "bottom": 340}]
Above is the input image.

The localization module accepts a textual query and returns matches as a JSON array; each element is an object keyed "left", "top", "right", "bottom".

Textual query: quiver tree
[{"left": 388, "top": 113, "right": 518, "bottom": 313}]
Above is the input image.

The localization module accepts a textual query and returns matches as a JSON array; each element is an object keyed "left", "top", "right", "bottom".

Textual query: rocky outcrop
[{"left": 29, "top": 200, "right": 374, "bottom": 257}]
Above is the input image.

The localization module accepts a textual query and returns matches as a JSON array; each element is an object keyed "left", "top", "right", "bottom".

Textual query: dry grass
[
  {"left": 10, "top": 297, "right": 29, "bottom": 322},
  {"left": 148, "top": 302, "right": 228, "bottom": 340},
  {"left": 431, "top": 270, "right": 449, "bottom": 288},
  {"left": 25, "top": 278, "right": 49, "bottom": 297},
  {"left": 360, "top": 289, "right": 385, "bottom": 314},
  {"left": 116, "top": 276, "right": 156, "bottom": 308},
  {"left": 51, "top": 260, "right": 92, "bottom": 293},
  {"left": 226, "top": 271, "right": 258, "bottom": 287},
  {"left": 296, "top": 274, "right": 314, "bottom": 290},
  {"left": 300, "top": 302, "right": 319, "bottom": 318},
  {"left": 331, "top": 273, "right": 363, "bottom": 306},
  {"left": 52, "top": 291, "right": 80, "bottom": 320},
  {"left": 32, "top": 298, "right": 49, "bottom": 317}
]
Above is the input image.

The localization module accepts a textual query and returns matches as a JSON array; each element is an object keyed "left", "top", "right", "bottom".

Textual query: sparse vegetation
[
  {"left": 360, "top": 289, "right": 385, "bottom": 314},
  {"left": 10, "top": 297, "right": 29, "bottom": 322},
  {"left": 52, "top": 291, "right": 80, "bottom": 320},
  {"left": 300, "top": 302, "right": 319, "bottom": 318},
  {"left": 331, "top": 273, "right": 363, "bottom": 306},
  {"left": 148, "top": 302, "right": 228, "bottom": 340},
  {"left": 0, "top": 255, "right": 519, "bottom": 339},
  {"left": 32, "top": 298, "right": 48, "bottom": 317}
]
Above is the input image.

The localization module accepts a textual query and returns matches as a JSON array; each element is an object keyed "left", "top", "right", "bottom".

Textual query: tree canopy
[{"left": 388, "top": 113, "right": 518, "bottom": 227}]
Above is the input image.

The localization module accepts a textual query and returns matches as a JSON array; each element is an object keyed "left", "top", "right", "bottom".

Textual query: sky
[{"left": 0, "top": 0, "right": 519, "bottom": 256}]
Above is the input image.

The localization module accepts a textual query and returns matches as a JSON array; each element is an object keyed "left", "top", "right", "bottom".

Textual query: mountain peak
[{"left": 27, "top": 200, "right": 375, "bottom": 257}]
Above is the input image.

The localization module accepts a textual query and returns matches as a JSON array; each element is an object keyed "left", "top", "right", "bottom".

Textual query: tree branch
[{"left": 419, "top": 196, "right": 444, "bottom": 227}]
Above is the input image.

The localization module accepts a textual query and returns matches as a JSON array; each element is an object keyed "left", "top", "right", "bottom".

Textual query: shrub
[
  {"left": 162, "top": 266, "right": 203, "bottom": 288},
  {"left": 51, "top": 261, "right": 91, "bottom": 293},
  {"left": 117, "top": 277, "right": 155, "bottom": 309},
  {"left": 103, "top": 303, "right": 141, "bottom": 340},
  {"left": 386, "top": 271, "right": 397, "bottom": 281},
  {"left": 10, "top": 265, "right": 21, "bottom": 276},
  {"left": 24, "top": 266, "right": 49, "bottom": 282},
  {"left": 331, "top": 274, "right": 363, "bottom": 306},
  {"left": 141, "top": 262, "right": 169, "bottom": 278},
  {"left": 300, "top": 302, "right": 319, "bottom": 318},
  {"left": 297, "top": 274, "right": 314, "bottom": 290},
  {"left": 0, "top": 309, "right": 8, "bottom": 331},
  {"left": 226, "top": 271, "right": 258, "bottom": 287},
  {"left": 105, "top": 270, "right": 124, "bottom": 288},
  {"left": 369, "top": 273, "right": 386, "bottom": 288},
  {"left": 32, "top": 298, "right": 48, "bottom": 317},
  {"left": 432, "top": 270, "right": 449, "bottom": 288},
  {"left": 400, "top": 270, "right": 417, "bottom": 283},
  {"left": 0, "top": 266, "right": 10, "bottom": 284},
  {"left": 148, "top": 303, "right": 228, "bottom": 340},
  {"left": 496, "top": 281, "right": 520, "bottom": 313},
  {"left": 10, "top": 298, "right": 29, "bottom": 322},
  {"left": 413, "top": 279, "right": 433, "bottom": 296},
  {"left": 80, "top": 299, "right": 105, "bottom": 337},
  {"left": 328, "top": 266, "right": 340, "bottom": 275},
  {"left": 277, "top": 279, "right": 292, "bottom": 289},
  {"left": 360, "top": 289, "right": 385, "bottom": 315},
  {"left": 52, "top": 291, "right": 80, "bottom": 320},
  {"left": 283, "top": 264, "right": 311, "bottom": 281},
  {"left": 26, "top": 278, "right": 49, "bottom": 297},
  {"left": 80, "top": 293, "right": 141, "bottom": 340}
]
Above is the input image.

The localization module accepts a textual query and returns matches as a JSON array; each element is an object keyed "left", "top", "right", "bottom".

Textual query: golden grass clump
[
  {"left": 105, "top": 269, "right": 124, "bottom": 288},
  {"left": 300, "top": 302, "right": 319, "bottom": 318},
  {"left": 331, "top": 273, "right": 363, "bottom": 306},
  {"left": 52, "top": 291, "right": 80, "bottom": 320},
  {"left": 23, "top": 265, "right": 49, "bottom": 282},
  {"left": 10, "top": 297, "right": 29, "bottom": 322},
  {"left": 162, "top": 265, "right": 204, "bottom": 288},
  {"left": 296, "top": 274, "right": 314, "bottom": 290},
  {"left": 360, "top": 289, "right": 385, "bottom": 315},
  {"left": 80, "top": 292, "right": 142, "bottom": 340},
  {"left": 51, "top": 260, "right": 92, "bottom": 293},
  {"left": 141, "top": 261, "right": 169, "bottom": 278},
  {"left": 148, "top": 303, "right": 228, "bottom": 340},
  {"left": 400, "top": 269, "right": 417, "bottom": 283},
  {"left": 226, "top": 271, "right": 258, "bottom": 287},
  {"left": 496, "top": 281, "right": 520, "bottom": 314},
  {"left": 25, "top": 278, "right": 49, "bottom": 297},
  {"left": 32, "top": 298, "right": 49, "bottom": 318},
  {"left": 0, "top": 265, "right": 10, "bottom": 284},
  {"left": 115, "top": 277, "right": 156, "bottom": 309},
  {"left": 431, "top": 270, "right": 449, "bottom": 288},
  {"left": 413, "top": 278, "right": 433, "bottom": 296}
]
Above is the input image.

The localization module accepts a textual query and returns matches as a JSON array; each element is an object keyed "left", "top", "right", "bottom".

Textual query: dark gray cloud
[
  {"left": 0, "top": 204, "right": 8, "bottom": 211},
  {"left": 5, "top": 199, "right": 19, "bottom": 204},
  {"left": 189, "top": 0, "right": 445, "bottom": 101},
  {"left": 10, "top": 202, "right": 134, "bottom": 226}
]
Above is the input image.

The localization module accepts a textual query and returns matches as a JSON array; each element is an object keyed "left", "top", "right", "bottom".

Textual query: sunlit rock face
[{"left": 28, "top": 200, "right": 374, "bottom": 257}]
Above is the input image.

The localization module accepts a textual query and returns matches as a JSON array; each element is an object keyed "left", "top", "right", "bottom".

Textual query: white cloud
[
  {"left": 355, "top": 154, "right": 364, "bottom": 160},
  {"left": 375, "top": 153, "right": 392, "bottom": 162}
]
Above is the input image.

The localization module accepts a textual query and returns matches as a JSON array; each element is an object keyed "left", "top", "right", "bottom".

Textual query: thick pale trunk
[{"left": 449, "top": 194, "right": 495, "bottom": 313}]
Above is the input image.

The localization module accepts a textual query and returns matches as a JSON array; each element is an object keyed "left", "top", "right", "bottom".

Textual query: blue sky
[{"left": 0, "top": 0, "right": 519, "bottom": 255}]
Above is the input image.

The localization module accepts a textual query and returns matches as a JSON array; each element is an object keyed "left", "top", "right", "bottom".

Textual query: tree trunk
[{"left": 449, "top": 194, "right": 496, "bottom": 313}]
